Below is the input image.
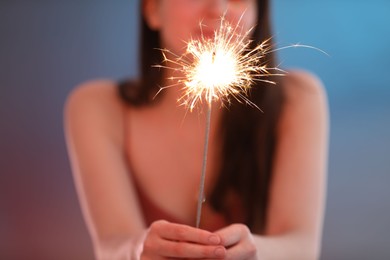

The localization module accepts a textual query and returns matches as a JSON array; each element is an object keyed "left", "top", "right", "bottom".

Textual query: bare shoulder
[
  {"left": 64, "top": 79, "right": 125, "bottom": 145},
  {"left": 65, "top": 79, "right": 122, "bottom": 114},
  {"left": 276, "top": 69, "right": 329, "bottom": 142},
  {"left": 283, "top": 69, "right": 327, "bottom": 105},
  {"left": 280, "top": 70, "right": 328, "bottom": 125}
]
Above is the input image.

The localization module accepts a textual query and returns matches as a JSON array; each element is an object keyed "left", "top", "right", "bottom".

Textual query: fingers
[
  {"left": 155, "top": 239, "right": 226, "bottom": 258},
  {"left": 152, "top": 220, "right": 222, "bottom": 245},
  {"left": 142, "top": 220, "right": 226, "bottom": 259},
  {"left": 214, "top": 224, "right": 258, "bottom": 260},
  {"left": 214, "top": 223, "right": 249, "bottom": 247}
]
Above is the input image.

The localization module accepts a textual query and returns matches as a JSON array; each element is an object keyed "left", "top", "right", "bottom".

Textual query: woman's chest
[{"left": 125, "top": 110, "right": 222, "bottom": 223}]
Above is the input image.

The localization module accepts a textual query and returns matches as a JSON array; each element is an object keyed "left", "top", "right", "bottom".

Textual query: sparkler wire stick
[{"left": 195, "top": 104, "right": 212, "bottom": 228}]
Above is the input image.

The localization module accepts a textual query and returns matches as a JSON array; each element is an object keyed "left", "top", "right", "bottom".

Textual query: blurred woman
[{"left": 65, "top": 0, "right": 329, "bottom": 259}]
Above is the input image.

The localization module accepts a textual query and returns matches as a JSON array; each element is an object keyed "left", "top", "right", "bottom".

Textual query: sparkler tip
[{"left": 157, "top": 16, "right": 284, "bottom": 111}]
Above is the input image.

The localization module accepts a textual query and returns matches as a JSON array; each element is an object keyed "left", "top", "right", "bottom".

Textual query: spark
[{"left": 155, "top": 15, "right": 284, "bottom": 112}]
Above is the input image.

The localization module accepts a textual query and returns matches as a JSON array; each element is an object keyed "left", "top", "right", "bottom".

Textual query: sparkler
[
  {"left": 154, "top": 15, "right": 312, "bottom": 228},
  {"left": 156, "top": 16, "right": 281, "bottom": 228},
  {"left": 156, "top": 16, "right": 281, "bottom": 112}
]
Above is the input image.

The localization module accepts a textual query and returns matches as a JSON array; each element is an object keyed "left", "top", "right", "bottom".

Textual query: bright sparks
[{"left": 156, "top": 16, "right": 282, "bottom": 111}]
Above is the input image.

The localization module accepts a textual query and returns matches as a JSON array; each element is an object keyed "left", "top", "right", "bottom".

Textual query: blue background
[{"left": 1, "top": 1, "right": 389, "bottom": 259}]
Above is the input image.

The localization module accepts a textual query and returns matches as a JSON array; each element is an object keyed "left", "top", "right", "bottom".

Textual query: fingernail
[
  {"left": 208, "top": 235, "right": 220, "bottom": 244},
  {"left": 214, "top": 247, "right": 225, "bottom": 257}
]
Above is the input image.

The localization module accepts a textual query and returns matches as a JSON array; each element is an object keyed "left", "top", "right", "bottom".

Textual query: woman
[{"left": 65, "top": 0, "right": 329, "bottom": 259}]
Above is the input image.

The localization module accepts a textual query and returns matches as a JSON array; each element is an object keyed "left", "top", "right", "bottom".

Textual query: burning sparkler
[
  {"left": 156, "top": 15, "right": 281, "bottom": 228},
  {"left": 156, "top": 16, "right": 281, "bottom": 112},
  {"left": 154, "top": 15, "right": 316, "bottom": 228}
]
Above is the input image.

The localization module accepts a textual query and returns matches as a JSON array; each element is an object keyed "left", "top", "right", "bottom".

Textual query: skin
[
  {"left": 64, "top": 0, "right": 329, "bottom": 259},
  {"left": 144, "top": 0, "right": 257, "bottom": 54}
]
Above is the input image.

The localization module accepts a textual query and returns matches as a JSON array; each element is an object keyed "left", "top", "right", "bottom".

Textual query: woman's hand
[
  {"left": 214, "top": 224, "right": 258, "bottom": 260},
  {"left": 141, "top": 220, "right": 226, "bottom": 259}
]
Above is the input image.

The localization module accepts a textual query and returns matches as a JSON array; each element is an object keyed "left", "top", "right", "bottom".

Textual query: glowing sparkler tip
[{"left": 159, "top": 16, "right": 280, "bottom": 111}]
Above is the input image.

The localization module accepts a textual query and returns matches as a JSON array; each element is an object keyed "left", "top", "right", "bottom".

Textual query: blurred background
[{"left": 1, "top": 0, "right": 389, "bottom": 259}]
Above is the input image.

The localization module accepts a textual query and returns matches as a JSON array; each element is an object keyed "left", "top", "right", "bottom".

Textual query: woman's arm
[
  {"left": 215, "top": 70, "right": 329, "bottom": 260},
  {"left": 264, "top": 70, "right": 328, "bottom": 259},
  {"left": 64, "top": 80, "right": 147, "bottom": 258}
]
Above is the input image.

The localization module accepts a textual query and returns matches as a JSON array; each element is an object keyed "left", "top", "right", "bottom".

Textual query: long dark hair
[{"left": 119, "top": 0, "right": 285, "bottom": 233}]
